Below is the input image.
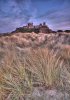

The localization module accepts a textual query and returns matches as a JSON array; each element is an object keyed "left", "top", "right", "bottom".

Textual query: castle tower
[
  {"left": 27, "top": 23, "right": 34, "bottom": 28},
  {"left": 43, "top": 22, "right": 46, "bottom": 26},
  {"left": 39, "top": 22, "right": 52, "bottom": 33}
]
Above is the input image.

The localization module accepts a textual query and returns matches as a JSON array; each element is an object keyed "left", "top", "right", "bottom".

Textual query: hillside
[
  {"left": 0, "top": 31, "right": 70, "bottom": 50},
  {"left": 0, "top": 31, "right": 70, "bottom": 100}
]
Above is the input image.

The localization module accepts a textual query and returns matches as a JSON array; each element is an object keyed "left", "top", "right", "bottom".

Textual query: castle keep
[{"left": 15, "top": 22, "right": 52, "bottom": 33}]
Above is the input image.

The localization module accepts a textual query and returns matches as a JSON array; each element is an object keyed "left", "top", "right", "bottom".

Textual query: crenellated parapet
[{"left": 15, "top": 22, "right": 52, "bottom": 33}]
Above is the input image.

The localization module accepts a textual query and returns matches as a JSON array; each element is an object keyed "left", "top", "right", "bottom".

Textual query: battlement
[{"left": 15, "top": 22, "right": 52, "bottom": 33}]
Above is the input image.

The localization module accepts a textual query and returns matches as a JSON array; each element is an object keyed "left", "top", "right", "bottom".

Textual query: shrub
[{"left": 57, "top": 30, "right": 63, "bottom": 32}]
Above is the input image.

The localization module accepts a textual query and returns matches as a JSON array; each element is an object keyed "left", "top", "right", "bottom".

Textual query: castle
[{"left": 15, "top": 22, "right": 52, "bottom": 33}]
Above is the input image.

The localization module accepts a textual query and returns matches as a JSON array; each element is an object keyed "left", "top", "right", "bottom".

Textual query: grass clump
[
  {"left": 25, "top": 48, "right": 64, "bottom": 87},
  {"left": 0, "top": 49, "right": 33, "bottom": 100},
  {"left": 0, "top": 47, "right": 70, "bottom": 99}
]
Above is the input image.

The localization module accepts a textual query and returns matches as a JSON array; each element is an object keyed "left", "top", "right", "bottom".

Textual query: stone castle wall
[{"left": 15, "top": 22, "right": 52, "bottom": 33}]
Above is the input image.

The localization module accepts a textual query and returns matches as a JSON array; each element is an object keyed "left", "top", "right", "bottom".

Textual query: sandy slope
[{"left": 0, "top": 32, "right": 70, "bottom": 49}]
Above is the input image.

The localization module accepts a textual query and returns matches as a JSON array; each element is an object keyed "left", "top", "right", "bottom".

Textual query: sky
[{"left": 0, "top": 0, "right": 70, "bottom": 33}]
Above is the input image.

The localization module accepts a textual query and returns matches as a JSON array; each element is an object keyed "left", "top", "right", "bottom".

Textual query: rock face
[{"left": 24, "top": 88, "right": 70, "bottom": 100}]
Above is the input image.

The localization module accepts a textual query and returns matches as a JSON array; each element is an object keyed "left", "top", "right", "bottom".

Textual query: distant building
[
  {"left": 39, "top": 22, "right": 52, "bottom": 33},
  {"left": 27, "top": 23, "right": 34, "bottom": 29},
  {"left": 15, "top": 22, "right": 52, "bottom": 33},
  {"left": 43, "top": 22, "right": 46, "bottom": 26},
  {"left": 39, "top": 23, "right": 42, "bottom": 28}
]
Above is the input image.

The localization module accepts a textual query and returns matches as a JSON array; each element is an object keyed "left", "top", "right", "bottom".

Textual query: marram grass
[{"left": 0, "top": 48, "right": 70, "bottom": 100}]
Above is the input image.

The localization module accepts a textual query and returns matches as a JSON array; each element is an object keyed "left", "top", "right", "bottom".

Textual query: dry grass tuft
[
  {"left": 25, "top": 48, "right": 64, "bottom": 87},
  {"left": 0, "top": 47, "right": 70, "bottom": 99},
  {"left": 0, "top": 47, "right": 32, "bottom": 100}
]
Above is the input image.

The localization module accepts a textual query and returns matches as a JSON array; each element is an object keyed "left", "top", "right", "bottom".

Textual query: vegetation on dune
[
  {"left": 0, "top": 47, "right": 70, "bottom": 100},
  {"left": 25, "top": 48, "right": 62, "bottom": 87}
]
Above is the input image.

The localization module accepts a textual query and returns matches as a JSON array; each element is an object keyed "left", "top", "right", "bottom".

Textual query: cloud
[
  {"left": 0, "top": 0, "right": 70, "bottom": 33},
  {"left": 0, "top": 0, "right": 34, "bottom": 32}
]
